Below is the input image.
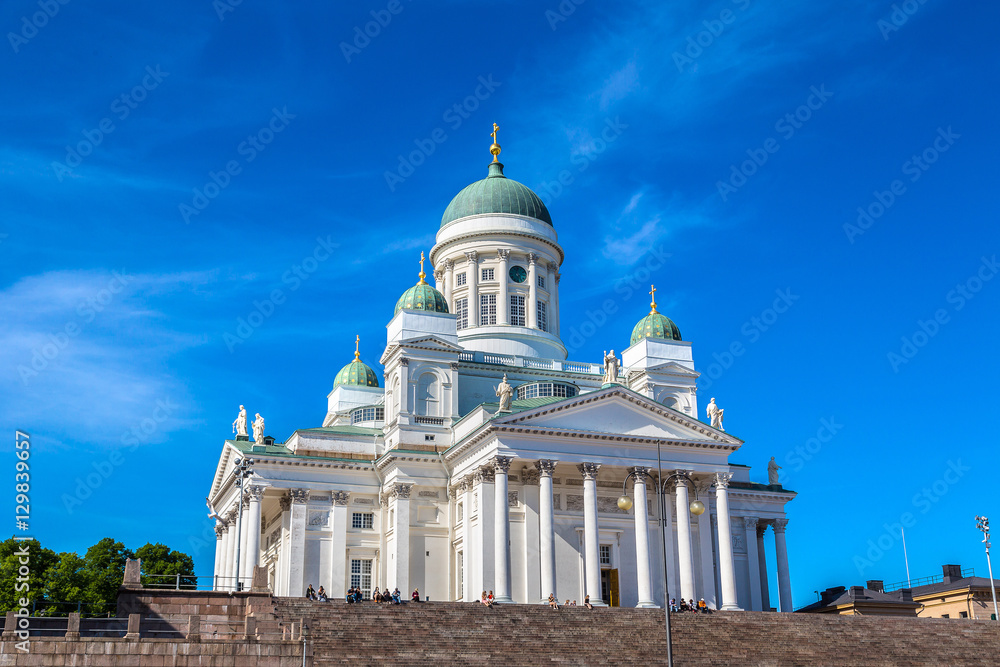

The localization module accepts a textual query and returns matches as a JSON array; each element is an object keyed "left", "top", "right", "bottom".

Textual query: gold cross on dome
[
  {"left": 649, "top": 285, "right": 658, "bottom": 313},
  {"left": 354, "top": 335, "right": 360, "bottom": 360},
  {"left": 491, "top": 123, "right": 499, "bottom": 144},
  {"left": 418, "top": 252, "right": 427, "bottom": 283}
]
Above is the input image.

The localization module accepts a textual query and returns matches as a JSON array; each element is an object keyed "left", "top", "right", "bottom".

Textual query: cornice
[{"left": 431, "top": 228, "right": 565, "bottom": 265}]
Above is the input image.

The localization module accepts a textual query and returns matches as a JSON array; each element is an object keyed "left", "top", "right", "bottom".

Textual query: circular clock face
[{"left": 509, "top": 265, "right": 527, "bottom": 283}]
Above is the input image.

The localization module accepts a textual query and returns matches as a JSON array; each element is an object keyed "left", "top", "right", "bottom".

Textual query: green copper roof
[
  {"left": 441, "top": 162, "right": 552, "bottom": 227},
  {"left": 334, "top": 358, "right": 380, "bottom": 388},
  {"left": 394, "top": 281, "right": 449, "bottom": 316},
  {"left": 630, "top": 311, "right": 682, "bottom": 346}
]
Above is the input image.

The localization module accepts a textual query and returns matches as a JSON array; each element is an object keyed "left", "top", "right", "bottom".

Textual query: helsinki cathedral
[{"left": 208, "top": 128, "right": 796, "bottom": 611}]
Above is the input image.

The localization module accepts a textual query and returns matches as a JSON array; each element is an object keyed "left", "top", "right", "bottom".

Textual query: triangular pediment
[
  {"left": 494, "top": 385, "right": 741, "bottom": 447},
  {"left": 644, "top": 361, "right": 699, "bottom": 377},
  {"left": 401, "top": 335, "right": 464, "bottom": 351}
]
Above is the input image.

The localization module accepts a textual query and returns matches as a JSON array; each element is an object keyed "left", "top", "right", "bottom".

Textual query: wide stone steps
[{"left": 272, "top": 597, "right": 1000, "bottom": 666}]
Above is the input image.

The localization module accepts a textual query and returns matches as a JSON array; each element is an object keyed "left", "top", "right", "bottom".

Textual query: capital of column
[
  {"left": 289, "top": 489, "right": 310, "bottom": 505},
  {"left": 743, "top": 516, "right": 759, "bottom": 531},
  {"left": 578, "top": 462, "right": 601, "bottom": 480},
  {"left": 400, "top": 357, "right": 409, "bottom": 367},
  {"left": 466, "top": 250, "right": 479, "bottom": 263},
  {"left": 535, "top": 459, "right": 557, "bottom": 477},
  {"left": 521, "top": 465, "right": 540, "bottom": 485},
  {"left": 757, "top": 522, "right": 770, "bottom": 538},
  {"left": 477, "top": 466, "right": 496, "bottom": 483},
  {"left": 241, "top": 493, "right": 250, "bottom": 509},
  {"left": 246, "top": 485, "right": 266, "bottom": 502},
  {"left": 444, "top": 258, "right": 454, "bottom": 271},
  {"left": 546, "top": 261, "right": 558, "bottom": 273},
  {"left": 226, "top": 508, "right": 238, "bottom": 524},
  {"left": 629, "top": 466, "right": 651, "bottom": 478},
  {"left": 773, "top": 518, "right": 789, "bottom": 534},
  {"left": 492, "top": 455, "right": 513, "bottom": 474},
  {"left": 497, "top": 249, "right": 511, "bottom": 261},
  {"left": 392, "top": 483, "right": 412, "bottom": 499},
  {"left": 715, "top": 472, "right": 733, "bottom": 489},
  {"left": 215, "top": 525, "right": 225, "bottom": 538},
  {"left": 332, "top": 491, "right": 350, "bottom": 506},
  {"left": 433, "top": 269, "right": 444, "bottom": 283},
  {"left": 526, "top": 252, "right": 537, "bottom": 266},
  {"left": 278, "top": 496, "right": 291, "bottom": 512}
]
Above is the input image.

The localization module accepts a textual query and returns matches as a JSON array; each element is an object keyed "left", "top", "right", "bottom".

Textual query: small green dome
[
  {"left": 394, "top": 282, "right": 449, "bottom": 316},
  {"left": 441, "top": 162, "right": 552, "bottom": 228},
  {"left": 630, "top": 310, "right": 682, "bottom": 346},
  {"left": 334, "top": 338, "right": 380, "bottom": 388}
]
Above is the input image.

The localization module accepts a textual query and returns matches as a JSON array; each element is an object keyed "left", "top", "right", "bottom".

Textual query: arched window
[
  {"left": 416, "top": 373, "right": 439, "bottom": 416},
  {"left": 391, "top": 375, "right": 400, "bottom": 416}
]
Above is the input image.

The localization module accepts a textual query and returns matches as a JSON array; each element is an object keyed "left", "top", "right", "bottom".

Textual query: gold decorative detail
[
  {"left": 649, "top": 285, "right": 658, "bottom": 314},
  {"left": 354, "top": 334, "right": 360, "bottom": 361},
  {"left": 418, "top": 251, "right": 427, "bottom": 284},
  {"left": 490, "top": 122, "right": 501, "bottom": 162}
]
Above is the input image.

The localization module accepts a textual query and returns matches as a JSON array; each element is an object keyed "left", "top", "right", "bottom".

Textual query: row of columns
[
  {"left": 435, "top": 251, "right": 561, "bottom": 335},
  {"left": 744, "top": 515, "right": 793, "bottom": 612}
]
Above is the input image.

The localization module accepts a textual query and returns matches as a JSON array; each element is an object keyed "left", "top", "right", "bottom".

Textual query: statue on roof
[
  {"left": 706, "top": 397, "right": 724, "bottom": 431},
  {"left": 603, "top": 350, "right": 620, "bottom": 385},
  {"left": 495, "top": 374, "right": 513, "bottom": 413},
  {"left": 768, "top": 457, "right": 782, "bottom": 486},
  {"left": 252, "top": 413, "right": 265, "bottom": 443},
  {"left": 232, "top": 405, "right": 248, "bottom": 438}
]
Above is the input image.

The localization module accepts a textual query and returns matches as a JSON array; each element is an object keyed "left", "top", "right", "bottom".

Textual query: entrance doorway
[{"left": 601, "top": 569, "right": 620, "bottom": 607}]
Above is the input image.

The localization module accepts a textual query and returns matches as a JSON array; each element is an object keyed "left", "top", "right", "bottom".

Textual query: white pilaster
[
  {"left": 497, "top": 249, "right": 510, "bottom": 325},
  {"left": 444, "top": 259, "right": 454, "bottom": 311},
  {"left": 580, "top": 462, "right": 605, "bottom": 606},
  {"left": 477, "top": 467, "right": 496, "bottom": 596},
  {"left": 675, "top": 479, "right": 696, "bottom": 603},
  {"left": 462, "top": 477, "right": 474, "bottom": 600},
  {"left": 744, "top": 516, "right": 762, "bottom": 611},
  {"left": 330, "top": 491, "right": 350, "bottom": 597},
  {"left": 521, "top": 466, "right": 541, "bottom": 603},
  {"left": 774, "top": 519, "right": 793, "bottom": 612},
  {"left": 696, "top": 486, "right": 717, "bottom": 609},
  {"left": 553, "top": 269, "right": 561, "bottom": 336},
  {"left": 222, "top": 513, "right": 237, "bottom": 590},
  {"left": 660, "top": 491, "right": 678, "bottom": 604},
  {"left": 466, "top": 251, "right": 479, "bottom": 328},
  {"left": 757, "top": 523, "right": 771, "bottom": 611},
  {"left": 537, "top": 460, "right": 557, "bottom": 602},
  {"left": 631, "top": 468, "right": 656, "bottom": 607},
  {"left": 238, "top": 496, "right": 251, "bottom": 589},
  {"left": 389, "top": 484, "right": 411, "bottom": 596},
  {"left": 213, "top": 524, "right": 224, "bottom": 588},
  {"left": 714, "top": 473, "right": 740, "bottom": 610},
  {"left": 526, "top": 253, "right": 537, "bottom": 329},
  {"left": 287, "top": 489, "right": 309, "bottom": 597},
  {"left": 493, "top": 456, "right": 513, "bottom": 602},
  {"left": 244, "top": 486, "right": 264, "bottom": 583}
]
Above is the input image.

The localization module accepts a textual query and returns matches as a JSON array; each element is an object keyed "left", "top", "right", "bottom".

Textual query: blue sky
[{"left": 2, "top": 0, "right": 998, "bottom": 609}]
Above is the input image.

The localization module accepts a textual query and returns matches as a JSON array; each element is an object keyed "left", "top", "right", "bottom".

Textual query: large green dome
[
  {"left": 630, "top": 308, "right": 682, "bottom": 346},
  {"left": 441, "top": 162, "right": 552, "bottom": 227}
]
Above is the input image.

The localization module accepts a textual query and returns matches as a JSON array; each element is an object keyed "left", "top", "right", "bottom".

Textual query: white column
[
  {"left": 553, "top": 268, "right": 561, "bottom": 337},
  {"left": 757, "top": 523, "right": 771, "bottom": 611},
  {"left": 444, "top": 259, "right": 454, "bottom": 311},
  {"left": 462, "top": 477, "right": 474, "bottom": 600},
  {"left": 674, "top": 479, "right": 696, "bottom": 603},
  {"left": 477, "top": 467, "right": 496, "bottom": 596},
  {"left": 238, "top": 496, "right": 251, "bottom": 589},
  {"left": 466, "top": 251, "right": 479, "bottom": 328},
  {"left": 714, "top": 473, "right": 740, "bottom": 610},
  {"left": 244, "top": 486, "right": 264, "bottom": 583},
  {"left": 398, "top": 358, "right": 410, "bottom": 415},
  {"left": 631, "top": 468, "right": 655, "bottom": 608},
  {"left": 493, "top": 456, "right": 513, "bottom": 602},
  {"left": 497, "top": 249, "right": 510, "bottom": 325},
  {"left": 287, "top": 489, "right": 309, "bottom": 597},
  {"left": 744, "top": 516, "right": 762, "bottom": 611},
  {"left": 537, "top": 460, "right": 557, "bottom": 603},
  {"left": 773, "top": 519, "right": 793, "bottom": 612},
  {"left": 213, "top": 523, "right": 225, "bottom": 588},
  {"left": 526, "top": 253, "right": 538, "bottom": 329},
  {"left": 696, "top": 486, "right": 717, "bottom": 610},
  {"left": 330, "top": 491, "right": 350, "bottom": 598},
  {"left": 660, "top": 490, "right": 677, "bottom": 605},
  {"left": 222, "top": 513, "right": 238, "bottom": 590},
  {"left": 522, "top": 466, "right": 541, "bottom": 603},
  {"left": 580, "top": 463, "right": 605, "bottom": 606},
  {"left": 434, "top": 268, "right": 444, "bottom": 292},
  {"left": 389, "top": 484, "right": 411, "bottom": 596}
]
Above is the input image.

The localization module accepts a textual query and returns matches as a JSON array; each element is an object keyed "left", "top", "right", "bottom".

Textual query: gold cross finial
[
  {"left": 418, "top": 251, "right": 427, "bottom": 284},
  {"left": 490, "top": 123, "right": 501, "bottom": 162},
  {"left": 354, "top": 335, "right": 360, "bottom": 360},
  {"left": 649, "top": 285, "right": 658, "bottom": 314}
]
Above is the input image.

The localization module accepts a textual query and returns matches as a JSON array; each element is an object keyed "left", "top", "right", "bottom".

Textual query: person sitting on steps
[
  {"left": 317, "top": 586, "right": 328, "bottom": 602},
  {"left": 584, "top": 595, "right": 593, "bottom": 610},
  {"left": 305, "top": 584, "right": 316, "bottom": 600},
  {"left": 487, "top": 590, "right": 495, "bottom": 606},
  {"left": 392, "top": 588, "right": 401, "bottom": 604},
  {"left": 548, "top": 593, "right": 559, "bottom": 609},
  {"left": 412, "top": 588, "right": 421, "bottom": 603}
]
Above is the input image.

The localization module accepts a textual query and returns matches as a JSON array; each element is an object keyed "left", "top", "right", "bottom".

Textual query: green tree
[
  {"left": 41, "top": 552, "right": 87, "bottom": 616},
  {"left": 81, "top": 538, "right": 134, "bottom": 616},
  {"left": 0, "top": 538, "right": 58, "bottom": 613},
  {"left": 134, "top": 543, "right": 196, "bottom": 589}
]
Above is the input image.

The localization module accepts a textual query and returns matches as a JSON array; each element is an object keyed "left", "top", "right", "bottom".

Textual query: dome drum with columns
[{"left": 208, "top": 126, "right": 796, "bottom": 614}]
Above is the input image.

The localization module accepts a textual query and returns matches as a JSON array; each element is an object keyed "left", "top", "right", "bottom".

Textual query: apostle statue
[
  {"left": 232, "top": 404, "right": 248, "bottom": 437},
  {"left": 252, "top": 413, "right": 265, "bottom": 443},
  {"left": 602, "top": 350, "right": 620, "bottom": 385},
  {"left": 495, "top": 374, "right": 513, "bottom": 412},
  {"left": 768, "top": 457, "right": 782, "bottom": 486},
  {"left": 706, "top": 397, "right": 724, "bottom": 431}
]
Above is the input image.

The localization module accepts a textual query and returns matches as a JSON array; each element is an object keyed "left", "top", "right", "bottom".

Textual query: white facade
[{"left": 207, "top": 155, "right": 796, "bottom": 611}]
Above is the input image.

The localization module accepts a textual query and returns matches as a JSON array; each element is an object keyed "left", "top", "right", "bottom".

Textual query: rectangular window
[
  {"left": 479, "top": 294, "right": 496, "bottom": 326},
  {"left": 350, "top": 559, "right": 372, "bottom": 598},
  {"left": 510, "top": 294, "right": 525, "bottom": 326},
  {"left": 537, "top": 275, "right": 545, "bottom": 289},
  {"left": 456, "top": 298, "right": 468, "bottom": 330},
  {"left": 959, "top": 611, "right": 968, "bottom": 618},
  {"left": 600, "top": 545, "right": 611, "bottom": 566},
  {"left": 536, "top": 301, "right": 547, "bottom": 332},
  {"left": 456, "top": 272, "right": 467, "bottom": 287},
  {"left": 352, "top": 512, "right": 374, "bottom": 529},
  {"left": 481, "top": 268, "right": 495, "bottom": 282}
]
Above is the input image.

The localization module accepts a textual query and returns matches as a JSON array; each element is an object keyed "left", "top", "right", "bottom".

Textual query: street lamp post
[
  {"left": 975, "top": 515, "right": 999, "bottom": 621},
  {"left": 617, "top": 443, "right": 705, "bottom": 667},
  {"left": 232, "top": 457, "right": 255, "bottom": 591}
]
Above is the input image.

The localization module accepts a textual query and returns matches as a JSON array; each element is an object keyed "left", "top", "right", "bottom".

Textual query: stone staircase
[{"left": 273, "top": 598, "right": 1000, "bottom": 666}]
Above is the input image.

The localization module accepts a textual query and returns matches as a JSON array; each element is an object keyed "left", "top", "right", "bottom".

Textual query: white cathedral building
[{"left": 207, "top": 133, "right": 796, "bottom": 611}]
